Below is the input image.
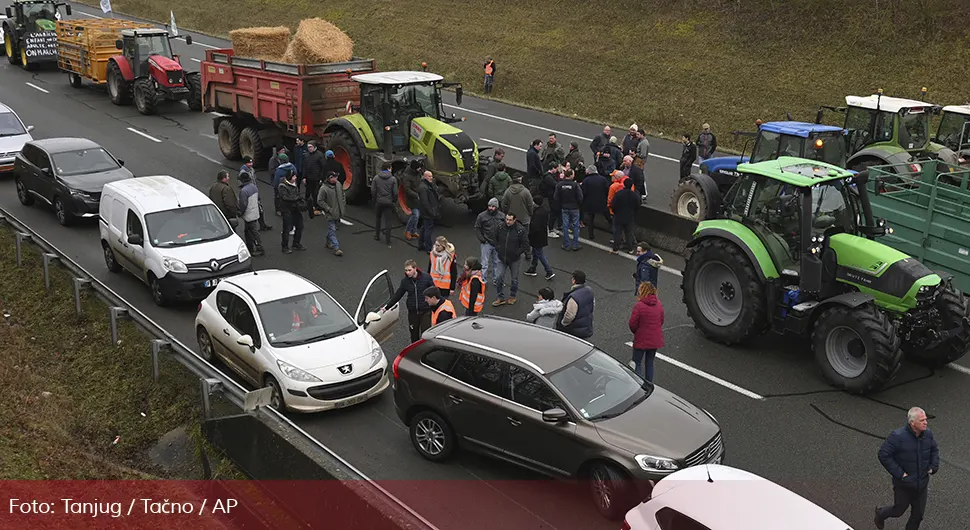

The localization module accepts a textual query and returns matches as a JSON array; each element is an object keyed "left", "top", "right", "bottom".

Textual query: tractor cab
[
  {"left": 746, "top": 122, "right": 848, "bottom": 168},
  {"left": 114, "top": 28, "right": 190, "bottom": 78},
  {"left": 5, "top": 0, "right": 65, "bottom": 31},
  {"left": 934, "top": 105, "right": 970, "bottom": 164}
]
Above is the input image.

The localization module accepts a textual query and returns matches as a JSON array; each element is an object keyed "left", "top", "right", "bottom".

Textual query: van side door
[
  {"left": 108, "top": 198, "right": 135, "bottom": 271},
  {"left": 125, "top": 208, "right": 148, "bottom": 278}
]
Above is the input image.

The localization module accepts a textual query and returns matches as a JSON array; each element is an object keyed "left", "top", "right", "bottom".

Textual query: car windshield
[
  {"left": 810, "top": 181, "right": 853, "bottom": 234},
  {"left": 144, "top": 204, "right": 232, "bottom": 248},
  {"left": 50, "top": 148, "right": 120, "bottom": 177},
  {"left": 804, "top": 131, "right": 847, "bottom": 167},
  {"left": 388, "top": 83, "right": 439, "bottom": 120},
  {"left": 899, "top": 111, "right": 929, "bottom": 150},
  {"left": 257, "top": 291, "right": 357, "bottom": 347},
  {"left": 0, "top": 113, "right": 27, "bottom": 137},
  {"left": 547, "top": 349, "right": 653, "bottom": 421},
  {"left": 937, "top": 113, "right": 970, "bottom": 151}
]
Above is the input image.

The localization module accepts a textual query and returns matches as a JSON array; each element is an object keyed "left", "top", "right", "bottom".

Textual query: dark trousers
[
  {"left": 612, "top": 218, "right": 634, "bottom": 251},
  {"left": 586, "top": 213, "right": 606, "bottom": 239},
  {"left": 375, "top": 203, "right": 394, "bottom": 244},
  {"left": 877, "top": 485, "right": 927, "bottom": 530},
  {"left": 281, "top": 208, "right": 304, "bottom": 249},
  {"left": 407, "top": 310, "right": 432, "bottom": 342},
  {"left": 547, "top": 202, "right": 561, "bottom": 231},
  {"left": 419, "top": 218, "right": 436, "bottom": 251},
  {"left": 243, "top": 220, "right": 263, "bottom": 252},
  {"left": 305, "top": 179, "right": 321, "bottom": 217},
  {"left": 632, "top": 348, "right": 657, "bottom": 382}
]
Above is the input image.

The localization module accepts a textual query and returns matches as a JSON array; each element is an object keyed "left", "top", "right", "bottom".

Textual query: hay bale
[
  {"left": 229, "top": 26, "right": 290, "bottom": 61},
  {"left": 282, "top": 18, "right": 354, "bottom": 64}
]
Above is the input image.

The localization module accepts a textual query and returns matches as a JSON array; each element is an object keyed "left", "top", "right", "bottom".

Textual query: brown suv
[{"left": 391, "top": 315, "right": 724, "bottom": 520}]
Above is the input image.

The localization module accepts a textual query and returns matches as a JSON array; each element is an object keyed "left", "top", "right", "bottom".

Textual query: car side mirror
[
  {"left": 185, "top": 35, "right": 193, "bottom": 46},
  {"left": 236, "top": 334, "right": 254, "bottom": 348},
  {"left": 128, "top": 234, "right": 143, "bottom": 246},
  {"left": 542, "top": 408, "right": 568, "bottom": 423},
  {"left": 65, "top": 5, "right": 72, "bottom": 15},
  {"left": 41, "top": 167, "right": 50, "bottom": 175},
  {"left": 455, "top": 86, "right": 463, "bottom": 106},
  {"left": 26, "top": 125, "right": 34, "bottom": 132},
  {"left": 116, "top": 40, "right": 123, "bottom": 50},
  {"left": 228, "top": 217, "right": 239, "bottom": 229},
  {"left": 364, "top": 311, "right": 382, "bottom": 325}
]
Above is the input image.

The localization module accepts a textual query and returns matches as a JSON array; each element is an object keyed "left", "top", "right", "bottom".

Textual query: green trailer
[{"left": 866, "top": 160, "right": 970, "bottom": 293}]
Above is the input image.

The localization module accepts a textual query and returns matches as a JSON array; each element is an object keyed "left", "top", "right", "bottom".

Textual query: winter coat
[
  {"left": 292, "top": 145, "right": 307, "bottom": 174},
  {"left": 322, "top": 158, "right": 345, "bottom": 182},
  {"left": 302, "top": 149, "right": 326, "bottom": 182},
  {"left": 526, "top": 146, "right": 543, "bottom": 179},
  {"left": 419, "top": 179, "right": 441, "bottom": 219},
  {"left": 607, "top": 143, "right": 623, "bottom": 166},
  {"left": 487, "top": 171, "right": 512, "bottom": 202},
  {"left": 554, "top": 179, "right": 584, "bottom": 211},
  {"left": 501, "top": 183, "right": 534, "bottom": 224},
  {"left": 529, "top": 205, "right": 549, "bottom": 248},
  {"left": 474, "top": 208, "right": 505, "bottom": 245},
  {"left": 484, "top": 159, "right": 502, "bottom": 185},
  {"left": 698, "top": 131, "right": 717, "bottom": 159},
  {"left": 268, "top": 150, "right": 283, "bottom": 175},
  {"left": 428, "top": 243, "right": 458, "bottom": 292},
  {"left": 387, "top": 270, "right": 436, "bottom": 313},
  {"left": 564, "top": 149, "right": 585, "bottom": 177},
  {"left": 401, "top": 167, "right": 422, "bottom": 208},
  {"left": 581, "top": 172, "right": 610, "bottom": 214},
  {"left": 590, "top": 133, "right": 610, "bottom": 159},
  {"left": 277, "top": 178, "right": 301, "bottom": 210},
  {"left": 556, "top": 284, "right": 595, "bottom": 339},
  {"left": 539, "top": 171, "right": 559, "bottom": 200},
  {"left": 879, "top": 425, "right": 940, "bottom": 491},
  {"left": 541, "top": 142, "right": 565, "bottom": 170},
  {"left": 371, "top": 170, "right": 398, "bottom": 206},
  {"left": 238, "top": 181, "right": 260, "bottom": 222},
  {"left": 622, "top": 134, "right": 639, "bottom": 156},
  {"left": 610, "top": 187, "right": 640, "bottom": 225},
  {"left": 527, "top": 299, "right": 564, "bottom": 328},
  {"left": 629, "top": 294, "right": 664, "bottom": 350},
  {"left": 208, "top": 181, "right": 239, "bottom": 219},
  {"left": 495, "top": 221, "right": 529, "bottom": 264},
  {"left": 635, "top": 251, "right": 663, "bottom": 289},
  {"left": 596, "top": 155, "right": 617, "bottom": 176},
  {"left": 636, "top": 137, "right": 651, "bottom": 162},
  {"left": 680, "top": 141, "right": 697, "bottom": 178},
  {"left": 608, "top": 179, "right": 626, "bottom": 215},
  {"left": 317, "top": 180, "right": 346, "bottom": 222},
  {"left": 628, "top": 164, "right": 646, "bottom": 195},
  {"left": 273, "top": 162, "right": 296, "bottom": 189}
]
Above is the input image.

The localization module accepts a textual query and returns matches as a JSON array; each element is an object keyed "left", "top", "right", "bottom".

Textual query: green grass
[
  {"left": 0, "top": 224, "right": 240, "bottom": 480},
  {"left": 75, "top": 0, "right": 970, "bottom": 151}
]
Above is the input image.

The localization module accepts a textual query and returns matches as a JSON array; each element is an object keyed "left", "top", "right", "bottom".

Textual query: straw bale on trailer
[
  {"left": 229, "top": 26, "right": 291, "bottom": 61},
  {"left": 281, "top": 18, "right": 354, "bottom": 64}
]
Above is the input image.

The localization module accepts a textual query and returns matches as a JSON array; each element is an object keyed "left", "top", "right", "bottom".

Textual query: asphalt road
[{"left": 1, "top": 6, "right": 968, "bottom": 529}]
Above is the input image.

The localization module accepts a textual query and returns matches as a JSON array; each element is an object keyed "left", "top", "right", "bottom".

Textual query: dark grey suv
[{"left": 391, "top": 316, "right": 724, "bottom": 520}]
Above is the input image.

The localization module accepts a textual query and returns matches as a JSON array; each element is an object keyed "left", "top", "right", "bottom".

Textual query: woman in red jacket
[{"left": 628, "top": 281, "right": 664, "bottom": 382}]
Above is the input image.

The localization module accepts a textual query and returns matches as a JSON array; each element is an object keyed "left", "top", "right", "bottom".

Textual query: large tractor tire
[
  {"left": 239, "top": 126, "right": 270, "bottom": 168},
  {"left": 133, "top": 78, "right": 158, "bottom": 115},
  {"left": 185, "top": 72, "right": 203, "bottom": 111},
  {"left": 670, "top": 178, "right": 712, "bottom": 221},
  {"left": 681, "top": 238, "right": 768, "bottom": 344},
  {"left": 218, "top": 120, "right": 242, "bottom": 161},
  {"left": 811, "top": 303, "right": 900, "bottom": 394},
  {"left": 6, "top": 31, "right": 20, "bottom": 65},
  {"left": 106, "top": 61, "right": 133, "bottom": 105},
  {"left": 905, "top": 285, "right": 970, "bottom": 367},
  {"left": 328, "top": 129, "right": 369, "bottom": 205}
]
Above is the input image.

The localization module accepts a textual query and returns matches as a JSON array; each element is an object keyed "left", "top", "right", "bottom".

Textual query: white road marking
[
  {"left": 126, "top": 127, "right": 161, "bottom": 143},
  {"left": 575, "top": 236, "right": 683, "bottom": 277},
  {"left": 77, "top": 11, "right": 103, "bottom": 19},
  {"left": 624, "top": 342, "right": 765, "bottom": 400},
  {"left": 339, "top": 219, "right": 353, "bottom": 226},
  {"left": 480, "top": 138, "right": 526, "bottom": 152},
  {"left": 194, "top": 41, "right": 219, "bottom": 49},
  {"left": 949, "top": 363, "right": 970, "bottom": 376},
  {"left": 190, "top": 58, "right": 201, "bottom": 62},
  {"left": 25, "top": 82, "right": 49, "bottom": 94}
]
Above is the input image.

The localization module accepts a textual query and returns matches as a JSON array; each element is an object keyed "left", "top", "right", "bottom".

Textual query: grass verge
[
  {"left": 74, "top": 0, "right": 970, "bottom": 152},
  {"left": 0, "top": 223, "right": 241, "bottom": 480}
]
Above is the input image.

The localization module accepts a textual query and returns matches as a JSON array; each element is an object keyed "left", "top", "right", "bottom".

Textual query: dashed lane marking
[
  {"left": 77, "top": 11, "right": 103, "bottom": 19},
  {"left": 25, "top": 82, "right": 49, "bottom": 94},
  {"left": 625, "top": 342, "right": 765, "bottom": 400},
  {"left": 340, "top": 219, "right": 354, "bottom": 226},
  {"left": 126, "top": 127, "right": 161, "bottom": 143},
  {"left": 191, "top": 58, "right": 201, "bottom": 62}
]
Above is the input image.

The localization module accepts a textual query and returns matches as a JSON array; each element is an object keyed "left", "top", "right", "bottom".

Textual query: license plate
[
  {"left": 335, "top": 393, "right": 368, "bottom": 408},
  {"left": 204, "top": 278, "right": 220, "bottom": 288}
]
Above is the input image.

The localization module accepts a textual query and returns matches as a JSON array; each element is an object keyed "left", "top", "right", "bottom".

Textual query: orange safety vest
[
  {"left": 459, "top": 272, "right": 485, "bottom": 313},
  {"left": 429, "top": 252, "right": 454, "bottom": 290},
  {"left": 431, "top": 299, "right": 456, "bottom": 326},
  {"left": 484, "top": 62, "right": 494, "bottom": 75},
  {"left": 291, "top": 305, "right": 319, "bottom": 331}
]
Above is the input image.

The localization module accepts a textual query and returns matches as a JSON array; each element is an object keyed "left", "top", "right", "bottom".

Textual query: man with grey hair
[{"left": 874, "top": 406, "right": 939, "bottom": 530}]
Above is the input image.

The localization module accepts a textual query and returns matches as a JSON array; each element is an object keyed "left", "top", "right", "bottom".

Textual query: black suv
[{"left": 391, "top": 315, "right": 723, "bottom": 520}]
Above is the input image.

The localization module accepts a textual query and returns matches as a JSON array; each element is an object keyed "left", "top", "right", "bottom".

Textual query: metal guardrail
[{"left": 0, "top": 206, "right": 438, "bottom": 530}]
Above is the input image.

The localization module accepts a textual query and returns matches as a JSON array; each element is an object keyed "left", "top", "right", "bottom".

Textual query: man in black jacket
[
  {"left": 492, "top": 212, "right": 530, "bottom": 307},
  {"left": 418, "top": 171, "right": 441, "bottom": 252},
  {"left": 874, "top": 406, "right": 940, "bottom": 530},
  {"left": 580, "top": 165, "right": 610, "bottom": 239},
  {"left": 371, "top": 162, "right": 398, "bottom": 247},
  {"left": 401, "top": 159, "right": 424, "bottom": 240},
  {"left": 609, "top": 178, "right": 640, "bottom": 253},
  {"left": 540, "top": 163, "right": 561, "bottom": 237},
  {"left": 554, "top": 168, "right": 584, "bottom": 251},
  {"left": 679, "top": 133, "right": 697, "bottom": 180},
  {"left": 524, "top": 196, "right": 555, "bottom": 280},
  {"left": 474, "top": 198, "right": 505, "bottom": 281},
  {"left": 556, "top": 270, "right": 595, "bottom": 339},
  {"left": 384, "top": 259, "right": 436, "bottom": 342},
  {"left": 526, "top": 139, "right": 543, "bottom": 184},
  {"left": 277, "top": 171, "right": 305, "bottom": 254},
  {"left": 302, "top": 142, "right": 326, "bottom": 216}
]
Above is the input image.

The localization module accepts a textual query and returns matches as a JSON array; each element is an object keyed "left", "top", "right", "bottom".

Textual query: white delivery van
[{"left": 99, "top": 175, "right": 253, "bottom": 306}]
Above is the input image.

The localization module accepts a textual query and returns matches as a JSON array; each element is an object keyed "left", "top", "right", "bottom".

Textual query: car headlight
[
  {"left": 277, "top": 360, "right": 321, "bottom": 383},
  {"left": 237, "top": 242, "right": 251, "bottom": 262},
  {"left": 369, "top": 341, "right": 384, "bottom": 367},
  {"left": 635, "top": 454, "right": 680, "bottom": 473},
  {"left": 68, "top": 189, "right": 90, "bottom": 198},
  {"left": 161, "top": 257, "right": 188, "bottom": 273}
]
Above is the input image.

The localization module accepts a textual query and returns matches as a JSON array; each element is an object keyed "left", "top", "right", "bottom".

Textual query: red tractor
[{"left": 106, "top": 28, "right": 201, "bottom": 115}]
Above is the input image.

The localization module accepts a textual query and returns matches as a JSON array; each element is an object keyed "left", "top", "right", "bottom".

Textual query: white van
[{"left": 99, "top": 175, "right": 253, "bottom": 306}]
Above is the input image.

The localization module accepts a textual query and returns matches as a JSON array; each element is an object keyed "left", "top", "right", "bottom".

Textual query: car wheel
[
  {"left": 588, "top": 462, "right": 635, "bottom": 521},
  {"left": 102, "top": 242, "right": 121, "bottom": 273},
  {"left": 54, "top": 197, "right": 73, "bottom": 226},
  {"left": 264, "top": 375, "right": 286, "bottom": 411},
  {"left": 196, "top": 326, "right": 215, "bottom": 362},
  {"left": 15, "top": 177, "right": 34, "bottom": 205},
  {"left": 409, "top": 410, "right": 455, "bottom": 462},
  {"left": 149, "top": 274, "right": 168, "bottom": 307}
]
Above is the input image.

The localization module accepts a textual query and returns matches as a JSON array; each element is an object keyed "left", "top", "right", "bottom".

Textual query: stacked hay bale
[
  {"left": 228, "top": 26, "right": 291, "bottom": 61},
  {"left": 281, "top": 18, "right": 354, "bottom": 64}
]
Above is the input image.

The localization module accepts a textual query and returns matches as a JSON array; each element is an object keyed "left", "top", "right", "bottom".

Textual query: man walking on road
[
  {"left": 555, "top": 270, "right": 595, "bottom": 339},
  {"left": 526, "top": 139, "right": 543, "bottom": 184},
  {"left": 277, "top": 171, "right": 305, "bottom": 254},
  {"left": 371, "top": 162, "right": 398, "bottom": 247},
  {"left": 474, "top": 198, "right": 505, "bottom": 282},
  {"left": 874, "top": 407, "right": 939, "bottom": 530},
  {"left": 238, "top": 157, "right": 273, "bottom": 232},
  {"left": 555, "top": 168, "right": 583, "bottom": 251},
  {"left": 524, "top": 196, "right": 555, "bottom": 280},
  {"left": 501, "top": 174, "right": 534, "bottom": 261},
  {"left": 237, "top": 172, "right": 264, "bottom": 256},
  {"left": 209, "top": 169, "right": 239, "bottom": 221},
  {"left": 590, "top": 126, "right": 611, "bottom": 162},
  {"left": 418, "top": 171, "right": 441, "bottom": 252},
  {"left": 492, "top": 212, "right": 530, "bottom": 307},
  {"left": 384, "top": 259, "right": 436, "bottom": 342},
  {"left": 317, "top": 171, "right": 346, "bottom": 256},
  {"left": 302, "top": 143, "right": 326, "bottom": 217},
  {"left": 679, "top": 133, "right": 697, "bottom": 180}
]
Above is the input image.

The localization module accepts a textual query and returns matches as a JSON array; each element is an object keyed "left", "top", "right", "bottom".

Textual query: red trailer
[{"left": 201, "top": 47, "right": 376, "bottom": 167}]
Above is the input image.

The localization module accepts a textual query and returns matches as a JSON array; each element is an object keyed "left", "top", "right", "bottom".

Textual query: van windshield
[{"left": 145, "top": 205, "right": 232, "bottom": 248}]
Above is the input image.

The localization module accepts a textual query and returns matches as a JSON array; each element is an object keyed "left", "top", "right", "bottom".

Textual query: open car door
[{"left": 354, "top": 269, "right": 400, "bottom": 343}]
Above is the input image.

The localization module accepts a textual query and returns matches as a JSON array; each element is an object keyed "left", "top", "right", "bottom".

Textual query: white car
[
  {"left": 194, "top": 269, "right": 402, "bottom": 412},
  {"left": 622, "top": 464, "right": 853, "bottom": 530},
  {"left": 0, "top": 102, "right": 34, "bottom": 173}
]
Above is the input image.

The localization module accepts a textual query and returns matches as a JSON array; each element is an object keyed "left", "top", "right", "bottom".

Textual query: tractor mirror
[
  {"left": 455, "top": 86, "right": 463, "bottom": 106},
  {"left": 65, "top": 4, "right": 72, "bottom": 15},
  {"left": 185, "top": 35, "right": 193, "bottom": 45},
  {"left": 116, "top": 40, "right": 123, "bottom": 50},
  {"left": 5, "top": 7, "right": 12, "bottom": 17}
]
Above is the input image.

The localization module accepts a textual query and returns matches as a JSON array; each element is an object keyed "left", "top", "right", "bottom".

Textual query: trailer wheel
[
  {"left": 218, "top": 120, "right": 242, "bottom": 161},
  {"left": 107, "top": 61, "right": 132, "bottom": 105},
  {"left": 240, "top": 127, "right": 270, "bottom": 168},
  {"left": 812, "top": 303, "right": 899, "bottom": 394},
  {"left": 134, "top": 78, "right": 158, "bottom": 115},
  {"left": 185, "top": 72, "right": 203, "bottom": 111},
  {"left": 905, "top": 285, "right": 970, "bottom": 367},
  {"left": 670, "top": 178, "right": 710, "bottom": 221},
  {"left": 328, "top": 129, "right": 369, "bottom": 205}
]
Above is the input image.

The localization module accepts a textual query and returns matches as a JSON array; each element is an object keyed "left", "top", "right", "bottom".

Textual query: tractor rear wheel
[
  {"left": 328, "top": 129, "right": 369, "bottom": 205},
  {"left": 5, "top": 30, "right": 17, "bottom": 65},
  {"left": 812, "top": 303, "right": 899, "bottom": 394},
  {"left": 185, "top": 72, "right": 203, "bottom": 111},
  {"left": 107, "top": 61, "right": 132, "bottom": 105},
  {"left": 681, "top": 237, "right": 768, "bottom": 344},
  {"left": 218, "top": 120, "right": 242, "bottom": 161},
  {"left": 239, "top": 126, "right": 269, "bottom": 168},
  {"left": 905, "top": 285, "right": 970, "bottom": 367},
  {"left": 670, "top": 178, "right": 711, "bottom": 221},
  {"left": 133, "top": 78, "right": 158, "bottom": 115}
]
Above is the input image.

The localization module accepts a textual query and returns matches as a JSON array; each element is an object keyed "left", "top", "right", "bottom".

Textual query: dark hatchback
[
  {"left": 391, "top": 316, "right": 724, "bottom": 520},
  {"left": 14, "top": 137, "right": 133, "bottom": 226}
]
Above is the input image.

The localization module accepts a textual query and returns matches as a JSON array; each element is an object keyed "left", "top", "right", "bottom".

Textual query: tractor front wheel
[
  {"left": 905, "top": 285, "right": 970, "bottom": 367},
  {"left": 681, "top": 237, "right": 768, "bottom": 344},
  {"left": 133, "top": 78, "right": 158, "bottom": 115},
  {"left": 670, "top": 178, "right": 711, "bottom": 221},
  {"left": 328, "top": 129, "right": 368, "bottom": 205},
  {"left": 6, "top": 32, "right": 19, "bottom": 65},
  {"left": 812, "top": 303, "right": 899, "bottom": 394},
  {"left": 107, "top": 61, "right": 132, "bottom": 105},
  {"left": 185, "top": 72, "right": 203, "bottom": 111}
]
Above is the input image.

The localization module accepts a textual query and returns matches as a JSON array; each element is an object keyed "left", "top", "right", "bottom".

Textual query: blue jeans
[
  {"left": 632, "top": 348, "right": 657, "bottom": 382},
  {"left": 327, "top": 220, "right": 340, "bottom": 250},
  {"left": 419, "top": 218, "right": 436, "bottom": 251},
  {"left": 406, "top": 207, "right": 420, "bottom": 234},
  {"left": 561, "top": 208, "right": 581, "bottom": 249},
  {"left": 529, "top": 246, "right": 553, "bottom": 275},
  {"left": 480, "top": 243, "right": 497, "bottom": 281},
  {"left": 493, "top": 259, "right": 520, "bottom": 300}
]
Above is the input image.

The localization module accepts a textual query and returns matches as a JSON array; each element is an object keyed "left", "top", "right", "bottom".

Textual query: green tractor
[
  {"left": 933, "top": 105, "right": 970, "bottom": 166},
  {"left": 681, "top": 156, "right": 970, "bottom": 394},
  {"left": 324, "top": 70, "right": 485, "bottom": 215},
  {"left": 3, "top": 0, "right": 69, "bottom": 69}
]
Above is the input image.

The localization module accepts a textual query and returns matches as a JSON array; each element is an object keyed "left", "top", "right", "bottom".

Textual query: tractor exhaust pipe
[{"left": 854, "top": 169, "right": 878, "bottom": 237}]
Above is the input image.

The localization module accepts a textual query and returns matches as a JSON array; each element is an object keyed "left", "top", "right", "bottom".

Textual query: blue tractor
[{"left": 670, "top": 121, "right": 848, "bottom": 220}]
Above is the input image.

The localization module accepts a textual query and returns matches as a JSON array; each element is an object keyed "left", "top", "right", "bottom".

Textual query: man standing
[
  {"left": 610, "top": 178, "right": 640, "bottom": 254},
  {"left": 491, "top": 212, "right": 529, "bottom": 307},
  {"left": 621, "top": 155, "right": 646, "bottom": 203},
  {"left": 304, "top": 145, "right": 327, "bottom": 218},
  {"left": 622, "top": 124, "right": 639, "bottom": 157},
  {"left": 524, "top": 196, "right": 555, "bottom": 281},
  {"left": 238, "top": 157, "right": 274, "bottom": 231},
  {"left": 634, "top": 242, "right": 663, "bottom": 291},
  {"left": 541, "top": 133, "right": 565, "bottom": 170},
  {"left": 277, "top": 171, "right": 305, "bottom": 254},
  {"left": 292, "top": 137, "right": 307, "bottom": 179},
  {"left": 679, "top": 133, "right": 697, "bottom": 181},
  {"left": 486, "top": 163, "right": 512, "bottom": 203},
  {"left": 401, "top": 158, "right": 423, "bottom": 241},
  {"left": 236, "top": 172, "right": 264, "bottom": 256},
  {"left": 564, "top": 141, "right": 586, "bottom": 181},
  {"left": 474, "top": 198, "right": 504, "bottom": 281},
  {"left": 481, "top": 148, "right": 505, "bottom": 192},
  {"left": 635, "top": 130, "right": 650, "bottom": 172},
  {"left": 273, "top": 154, "right": 296, "bottom": 216},
  {"left": 555, "top": 270, "right": 595, "bottom": 339},
  {"left": 590, "top": 126, "right": 611, "bottom": 162},
  {"left": 580, "top": 165, "right": 609, "bottom": 240},
  {"left": 554, "top": 168, "right": 583, "bottom": 251},
  {"left": 208, "top": 169, "right": 239, "bottom": 221},
  {"left": 697, "top": 123, "right": 718, "bottom": 165},
  {"left": 874, "top": 407, "right": 939, "bottom": 530},
  {"left": 424, "top": 287, "right": 456, "bottom": 326},
  {"left": 418, "top": 171, "right": 441, "bottom": 252},
  {"left": 483, "top": 57, "right": 496, "bottom": 95},
  {"left": 384, "top": 260, "right": 435, "bottom": 342},
  {"left": 371, "top": 162, "right": 397, "bottom": 247},
  {"left": 541, "top": 162, "right": 561, "bottom": 238},
  {"left": 317, "top": 171, "right": 346, "bottom": 256},
  {"left": 526, "top": 139, "right": 543, "bottom": 184}
]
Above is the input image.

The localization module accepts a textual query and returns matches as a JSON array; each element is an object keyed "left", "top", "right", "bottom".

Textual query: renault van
[{"left": 99, "top": 175, "right": 253, "bottom": 306}]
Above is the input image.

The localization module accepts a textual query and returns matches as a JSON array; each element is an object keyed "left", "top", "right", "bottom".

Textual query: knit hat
[
  {"left": 242, "top": 156, "right": 253, "bottom": 163},
  {"left": 488, "top": 197, "right": 499, "bottom": 207},
  {"left": 278, "top": 153, "right": 289, "bottom": 162},
  {"left": 630, "top": 123, "right": 638, "bottom": 131},
  {"left": 702, "top": 123, "right": 710, "bottom": 130},
  {"left": 325, "top": 150, "right": 335, "bottom": 158},
  {"left": 238, "top": 172, "right": 252, "bottom": 183}
]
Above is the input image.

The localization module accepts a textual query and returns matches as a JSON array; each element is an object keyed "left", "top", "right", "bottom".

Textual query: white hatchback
[
  {"left": 623, "top": 464, "right": 853, "bottom": 530},
  {"left": 194, "top": 269, "right": 402, "bottom": 412}
]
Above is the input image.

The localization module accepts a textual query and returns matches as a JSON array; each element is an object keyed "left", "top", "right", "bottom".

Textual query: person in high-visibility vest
[
  {"left": 424, "top": 287, "right": 456, "bottom": 326},
  {"left": 457, "top": 256, "right": 486, "bottom": 316},
  {"left": 428, "top": 236, "right": 458, "bottom": 297},
  {"left": 483, "top": 57, "right": 496, "bottom": 95}
]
